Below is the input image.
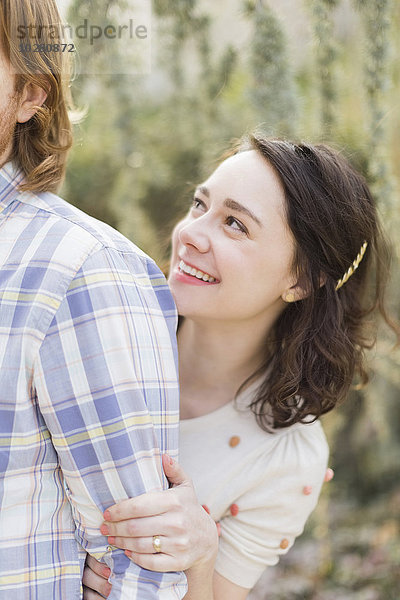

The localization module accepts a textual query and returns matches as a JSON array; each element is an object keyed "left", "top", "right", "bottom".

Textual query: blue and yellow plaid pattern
[{"left": 0, "top": 163, "right": 186, "bottom": 599}]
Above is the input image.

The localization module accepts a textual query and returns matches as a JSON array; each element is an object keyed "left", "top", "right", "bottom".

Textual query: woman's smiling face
[{"left": 168, "top": 149, "right": 297, "bottom": 326}]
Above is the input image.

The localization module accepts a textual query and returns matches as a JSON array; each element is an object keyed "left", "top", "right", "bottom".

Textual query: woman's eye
[
  {"left": 191, "top": 197, "right": 205, "bottom": 211},
  {"left": 226, "top": 216, "right": 247, "bottom": 234}
]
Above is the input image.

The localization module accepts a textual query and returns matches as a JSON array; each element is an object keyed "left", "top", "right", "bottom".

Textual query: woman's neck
[{"left": 177, "top": 316, "right": 273, "bottom": 418}]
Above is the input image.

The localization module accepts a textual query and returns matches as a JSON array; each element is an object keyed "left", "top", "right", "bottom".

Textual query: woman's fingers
[
  {"left": 103, "top": 458, "right": 192, "bottom": 524},
  {"left": 104, "top": 490, "right": 178, "bottom": 523},
  {"left": 102, "top": 512, "right": 184, "bottom": 539},
  {"left": 82, "top": 562, "right": 112, "bottom": 599},
  {"left": 109, "top": 534, "right": 193, "bottom": 555},
  {"left": 162, "top": 454, "right": 188, "bottom": 486},
  {"left": 83, "top": 587, "right": 108, "bottom": 600},
  {"left": 109, "top": 535, "right": 145, "bottom": 553},
  {"left": 110, "top": 535, "right": 165, "bottom": 553},
  {"left": 86, "top": 555, "right": 111, "bottom": 580},
  {"left": 126, "top": 550, "right": 189, "bottom": 573}
]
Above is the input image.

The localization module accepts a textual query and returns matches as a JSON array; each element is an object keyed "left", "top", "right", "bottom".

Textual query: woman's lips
[
  {"left": 178, "top": 259, "right": 218, "bottom": 282},
  {"left": 171, "top": 260, "right": 220, "bottom": 286}
]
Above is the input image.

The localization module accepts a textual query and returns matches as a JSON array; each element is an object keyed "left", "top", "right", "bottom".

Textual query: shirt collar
[{"left": 0, "top": 161, "right": 26, "bottom": 213}]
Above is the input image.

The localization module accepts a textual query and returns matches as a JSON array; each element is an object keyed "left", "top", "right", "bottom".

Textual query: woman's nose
[{"left": 178, "top": 218, "right": 211, "bottom": 253}]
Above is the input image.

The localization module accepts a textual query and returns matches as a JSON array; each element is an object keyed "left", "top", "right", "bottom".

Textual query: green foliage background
[{"left": 63, "top": 0, "right": 400, "bottom": 597}]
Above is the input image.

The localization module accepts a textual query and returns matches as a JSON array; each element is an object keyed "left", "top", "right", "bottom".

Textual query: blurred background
[{"left": 62, "top": 1, "right": 400, "bottom": 598}]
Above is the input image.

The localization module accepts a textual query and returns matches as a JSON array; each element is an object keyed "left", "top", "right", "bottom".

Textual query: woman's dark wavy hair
[{"left": 235, "top": 135, "right": 398, "bottom": 430}]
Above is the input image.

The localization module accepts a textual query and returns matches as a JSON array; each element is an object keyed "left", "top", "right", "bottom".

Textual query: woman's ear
[
  {"left": 17, "top": 82, "right": 48, "bottom": 124},
  {"left": 282, "top": 272, "right": 326, "bottom": 303},
  {"left": 281, "top": 285, "right": 307, "bottom": 304}
]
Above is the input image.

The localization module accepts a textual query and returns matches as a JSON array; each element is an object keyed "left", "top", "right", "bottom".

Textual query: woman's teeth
[{"left": 179, "top": 260, "right": 216, "bottom": 283}]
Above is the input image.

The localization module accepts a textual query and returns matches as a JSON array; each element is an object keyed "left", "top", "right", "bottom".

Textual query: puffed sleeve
[{"left": 214, "top": 421, "right": 329, "bottom": 588}]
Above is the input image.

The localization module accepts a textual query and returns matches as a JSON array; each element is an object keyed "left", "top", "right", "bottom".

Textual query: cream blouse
[{"left": 179, "top": 379, "right": 329, "bottom": 588}]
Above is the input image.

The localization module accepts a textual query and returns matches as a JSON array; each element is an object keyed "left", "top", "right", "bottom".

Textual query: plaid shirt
[{"left": 0, "top": 163, "right": 186, "bottom": 599}]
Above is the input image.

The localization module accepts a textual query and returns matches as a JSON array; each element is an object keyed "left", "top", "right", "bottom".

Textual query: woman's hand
[{"left": 100, "top": 454, "right": 219, "bottom": 573}]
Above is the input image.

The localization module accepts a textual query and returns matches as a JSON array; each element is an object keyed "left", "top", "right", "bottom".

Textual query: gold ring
[{"left": 152, "top": 535, "right": 162, "bottom": 553}]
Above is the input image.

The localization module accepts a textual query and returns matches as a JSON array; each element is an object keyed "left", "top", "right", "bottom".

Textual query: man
[{"left": 0, "top": 1, "right": 186, "bottom": 598}]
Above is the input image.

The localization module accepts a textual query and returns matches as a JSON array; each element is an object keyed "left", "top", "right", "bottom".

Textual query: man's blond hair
[{"left": 0, "top": 0, "right": 73, "bottom": 192}]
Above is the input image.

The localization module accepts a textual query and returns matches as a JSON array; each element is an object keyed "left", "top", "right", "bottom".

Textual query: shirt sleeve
[
  {"left": 214, "top": 422, "right": 329, "bottom": 589},
  {"left": 33, "top": 246, "right": 187, "bottom": 599}
]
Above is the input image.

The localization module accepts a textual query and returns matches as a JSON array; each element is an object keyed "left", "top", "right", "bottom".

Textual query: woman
[{"left": 83, "top": 135, "right": 396, "bottom": 599}]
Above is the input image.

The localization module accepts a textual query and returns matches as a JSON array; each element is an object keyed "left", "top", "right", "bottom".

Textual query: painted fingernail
[
  {"left": 102, "top": 566, "right": 111, "bottom": 578},
  {"left": 125, "top": 550, "right": 132, "bottom": 558},
  {"left": 202, "top": 504, "right": 210, "bottom": 514},
  {"left": 100, "top": 524, "right": 109, "bottom": 536},
  {"left": 108, "top": 536, "right": 115, "bottom": 545},
  {"left": 303, "top": 485, "right": 313, "bottom": 495},
  {"left": 103, "top": 510, "right": 111, "bottom": 522}
]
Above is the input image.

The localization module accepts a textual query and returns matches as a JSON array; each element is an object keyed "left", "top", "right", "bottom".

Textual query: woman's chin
[{"left": 173, "top": 299, "right": 209, "bottom": 322}]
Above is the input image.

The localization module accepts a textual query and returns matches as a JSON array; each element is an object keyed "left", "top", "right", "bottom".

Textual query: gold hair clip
[{"left": 335, "top": 241, "right": 368, "bottom": 291}]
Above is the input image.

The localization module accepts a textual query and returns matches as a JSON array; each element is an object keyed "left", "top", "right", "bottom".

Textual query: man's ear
[
  {"left": 17, "top": 82, "right": 48, "bottom": 124},
  {"left": 281, "top": 272, "right": 326, "bottom": 304}
]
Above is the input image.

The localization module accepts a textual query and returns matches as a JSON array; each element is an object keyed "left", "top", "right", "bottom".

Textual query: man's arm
[{"left": 33, "top": 246, "right": 187, "bottom": 599}]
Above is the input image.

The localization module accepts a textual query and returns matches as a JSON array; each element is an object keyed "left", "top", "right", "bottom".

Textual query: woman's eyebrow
[
  {"left": 224, "top": 199, "right": 262, "bottom": 227},
  {"left": 195, "top": 185, "right": 262, "bottom": 227},
  {"left": 195, "top": 185, "right": 210, "bottom": 197}
]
